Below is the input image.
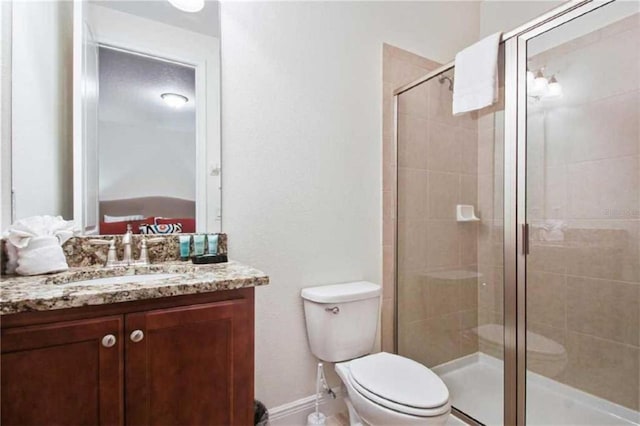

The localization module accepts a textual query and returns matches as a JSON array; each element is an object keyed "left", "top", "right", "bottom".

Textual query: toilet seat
[{"left": 347, "top": 353, "right": 450, "bottom": 417}]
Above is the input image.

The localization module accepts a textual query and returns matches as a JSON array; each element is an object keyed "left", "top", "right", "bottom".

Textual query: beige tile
[
  {"left": 425, "top": 274, "right": 459, "bottom": 318},
  {"left": 385, "top": 43, "right": 440, "bottom": 71},
  {"left": 427, "top": 172, "right": 460, "bottom": 219},
  {"left": 477, "top": 127, "right": 496, "bottom": 174},
  {"left": 384, "top": 54, "right": 435, "bottom": 89},
  {"left": 567, "top": 155, "right": 638, "bottom": 221},
  {"left": 427, "top": 80, "right": 455, "bottom": 126},
  {"left": 397, "top": 272, "right": 428, "bottom": 324},
  {"left": 562, "top": 230, "right": 639, "bottom": 283},
  {"left": 459, "top": 128, "right": 478, "bottom": 175},
  {"left": 427, "top": 121, "right": 462, "bottom": 173},
  {"left": 381, "top": 297, "right": 395, "bottom": 353},
  {"left": 397, "top": 218, "right": 428, "bottom": 273},
  {"left": 527, "top": 271, "right": 566, "bottom": 329},
  {"left": 562, "top": 92, "right": 639, "bottom": 164},
  {"left": 426, "top": 221, "right": 460, "bottom": 270},
  {"left": 478, "top": 309, "right": 504, "bottom": 328},
  {"left": 422, "top": 314, "right": 461, "bottom": 367},
  {"left": 382, "top": 190, "right": 393, "bottom": 221},
  {"left": 398, "top": 83, "right": 428, "bottom": 118},
  {"left": 397, "top": 168, "right": 428, "bottom": 220},
  {"left": 565, "top": 220, "right": 640, "bottom": 283},
  {"left": 397, "top": 114, "right": 429, "bottom": 169},
  {"left": 478, "top": 266, "right": 503, "bottom": 313},
  {"left": 382, "top": 245, "right": 395, "bottom": 298},
  {"left": 459, "top": 223, "right": 478, "bottom": 266},
  {"left": 528, "top": 244, "right": 567, "bottom": 274},
  {"left": 459, "top": 274, "right": 479, "bottom": 311},
  {"left": 459, "top": 309, "right": 479, "bottom": 356},
  {"left": 477, "top": 226, "right": 503, "bottom": 268},
  {"left": 460, "top": 174, "right": 478, "bottom": 207},
  {"left": 382, "top": 218, "right": 393, "bottom": 246},
  {"left": 382, "top": 162, "right": 395, "bottom": 193},
  {"left": 477, "top": 173, "right": 495, "bottom": 220},
  {"left": 566, "top": 276, "right": 639, "bottom": 346},
  {"left": 398, "top": 319, "right": 430, "bottom": 366},
  {"left": 563, "top": 331, "right": 639, "bottom": 410}
]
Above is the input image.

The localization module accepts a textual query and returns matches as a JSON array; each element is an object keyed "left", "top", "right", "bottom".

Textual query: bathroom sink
[{"left": 66, "top": 273, "right": 181, "bottom": 286}]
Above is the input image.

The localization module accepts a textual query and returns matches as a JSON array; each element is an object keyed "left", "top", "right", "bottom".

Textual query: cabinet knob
[
  {"left": 130, "top": 329, "right": 145, "bottom": 343},
  {"left": 102, "top": 334, "right": 117, "bottom": 348}
]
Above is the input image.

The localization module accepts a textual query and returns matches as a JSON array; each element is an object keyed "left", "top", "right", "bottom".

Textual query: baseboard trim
[{"left": 269, "top": 387, "right": 346, "bottom": 425}]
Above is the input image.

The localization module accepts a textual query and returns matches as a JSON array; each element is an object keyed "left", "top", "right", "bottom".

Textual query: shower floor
[{"left": 433, "top": 353, "right": 640, "bottom": 426}]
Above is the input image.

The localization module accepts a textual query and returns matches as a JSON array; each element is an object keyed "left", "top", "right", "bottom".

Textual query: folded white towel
[
  {"left": 4, "top": 215, "right": 78, "bottom": 276},
  {"left": 15, "top": 236, "right": 69, "bottom": 276},
  {"left": 453, "top": 32, "right": 502, "bottom": 115}
]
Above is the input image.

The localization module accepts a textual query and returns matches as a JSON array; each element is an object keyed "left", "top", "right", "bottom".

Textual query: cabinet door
[
  {"left": 125, "top": 297, "right": 254, "bottom": 426},
  {"left": 1, "top": 316, "right": 124, "bottom": 426}
]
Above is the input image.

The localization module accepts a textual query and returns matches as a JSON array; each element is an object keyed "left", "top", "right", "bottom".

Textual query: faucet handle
[
  {"left": 88, "top": 238, "right": 119, "bottom": 267},
  {"left": 88, "top": 238, "right": 113, "bottom": 245},
  {"left": 136, "top": 237, "right": 164, "bottom": 265}
]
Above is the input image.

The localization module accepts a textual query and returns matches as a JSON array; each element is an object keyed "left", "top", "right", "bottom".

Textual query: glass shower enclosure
[{"left": 394, "top": 1, "right": 639, "bottom": 424}]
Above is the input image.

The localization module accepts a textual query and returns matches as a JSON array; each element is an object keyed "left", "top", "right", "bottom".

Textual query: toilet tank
[{"left": 301, "top": 281, "right": 381, "bottom": 363}]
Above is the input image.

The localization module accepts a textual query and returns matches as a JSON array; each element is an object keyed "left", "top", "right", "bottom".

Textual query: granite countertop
[{"left": 0, "top": 260, "right": 269, "bottom": 315}]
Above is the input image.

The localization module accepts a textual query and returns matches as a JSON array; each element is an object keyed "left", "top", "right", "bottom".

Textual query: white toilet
[{"left": 301, "top": 281, "right": 451, "bottom": 426}]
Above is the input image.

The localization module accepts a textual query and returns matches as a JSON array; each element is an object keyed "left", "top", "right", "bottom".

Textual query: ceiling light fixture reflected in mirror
[
  {"left": 167, "top": 0, "right": 205, "bottom": 13},
  {"left": 161, "top": 93, "right": 189, "bottom": 108}
]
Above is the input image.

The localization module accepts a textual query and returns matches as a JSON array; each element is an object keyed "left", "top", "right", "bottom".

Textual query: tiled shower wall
[
  {"left": 393, "top": 71, "right": 482, "bottom": 366},
  {"left": 524, "top": 14, "right": 639, "bottom": 410},
  {"left": 381, "top": 44, "right": 439, "bottom": 352}
]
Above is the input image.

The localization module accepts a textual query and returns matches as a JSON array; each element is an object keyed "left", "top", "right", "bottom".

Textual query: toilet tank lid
[{"left": 301, "top": 281, "right": 381, "bottom": 303}]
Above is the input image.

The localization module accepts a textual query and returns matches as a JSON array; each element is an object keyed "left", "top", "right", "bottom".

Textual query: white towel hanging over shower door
[{"left": 452, "top": 32, "right": 502, "bottom": 115}]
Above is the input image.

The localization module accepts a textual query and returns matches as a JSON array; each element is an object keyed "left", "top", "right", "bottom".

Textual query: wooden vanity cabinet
[
  {"left": 1, "top": 288, "right": 255, "bottom": 426},
  {"left": 1, "top": 316, "right": 124, "bottom": 425}
]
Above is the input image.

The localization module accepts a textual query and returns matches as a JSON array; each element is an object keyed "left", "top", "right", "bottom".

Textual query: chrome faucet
[
  {"left": 89, "top": 225, "right": 163, "bottom": 268},
  {"left": 121, "top": 224, "right": 134, "bottom": 265}
]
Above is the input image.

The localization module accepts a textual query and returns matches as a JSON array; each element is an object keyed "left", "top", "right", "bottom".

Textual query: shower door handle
[{"left": 522, "top": 223, "right": 530, "bottom": 255}]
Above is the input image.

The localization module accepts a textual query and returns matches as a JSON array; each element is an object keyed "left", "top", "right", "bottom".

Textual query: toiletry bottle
[
  {"left": 179, "top": 235, "right": 192, "bottom": 260},
  {"left": 193, "top": 235, "right": 206, "bottom": 256},
  {"left": 207, "top": 234, "right": 219, "bottom": 255}
]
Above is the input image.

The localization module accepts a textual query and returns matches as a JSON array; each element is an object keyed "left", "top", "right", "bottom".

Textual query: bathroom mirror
[{"left": 7, "top": 0, "right": 221, "bottom": 235}]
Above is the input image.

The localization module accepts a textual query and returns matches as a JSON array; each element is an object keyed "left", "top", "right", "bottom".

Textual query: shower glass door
[
  {"left": 395, "top": 59, "right": 505, "bottom": 424},
  {"left": 521, "top": 2, "right": 640, "bottom": 424}
]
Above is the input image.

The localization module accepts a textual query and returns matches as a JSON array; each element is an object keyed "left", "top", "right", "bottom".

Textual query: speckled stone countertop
[{"left": 0, "top": 261, "right": 269, "bottom": 315}]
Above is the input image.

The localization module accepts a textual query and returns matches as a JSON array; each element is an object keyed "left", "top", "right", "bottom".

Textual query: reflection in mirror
[
  {"left": 97, "top": 47, "right": 196, "bottom": 235},
  {"left": 7, "top": 0, "right": 221, "bottom": 235}
]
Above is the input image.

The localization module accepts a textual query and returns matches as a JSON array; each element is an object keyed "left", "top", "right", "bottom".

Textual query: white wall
[
  {"left": 98, "top": 121, "right": 195, "bottom": 202},
  {"left": 221, "top": 0, "right": 481, "bottom": 409},
  {"left": 11, "top": 1, "right": 73, "bottom": 221},
  {"left": 479, "top": 0, "right": 564, "bottom": 37}
]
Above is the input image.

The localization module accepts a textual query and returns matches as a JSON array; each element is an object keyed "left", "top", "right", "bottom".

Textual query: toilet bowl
[
  {"left": 301, "top": 282, "right": 451, "bottom": 426},
  {"left": 336, "top": 353, "right": 451, "bottom": 425}
]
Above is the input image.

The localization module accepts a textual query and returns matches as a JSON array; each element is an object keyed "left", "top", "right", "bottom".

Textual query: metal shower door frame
[
  {"left": 506, "top": 1, "right": 617, "bottom": 424},
  {"left": 394, "top": 1, "right": 619, "bottom": 424}
]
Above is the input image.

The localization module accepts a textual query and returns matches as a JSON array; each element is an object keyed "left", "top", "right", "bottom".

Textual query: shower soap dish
[{"left": 457, "top": 204, "right": 480, "bottom": 222}]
